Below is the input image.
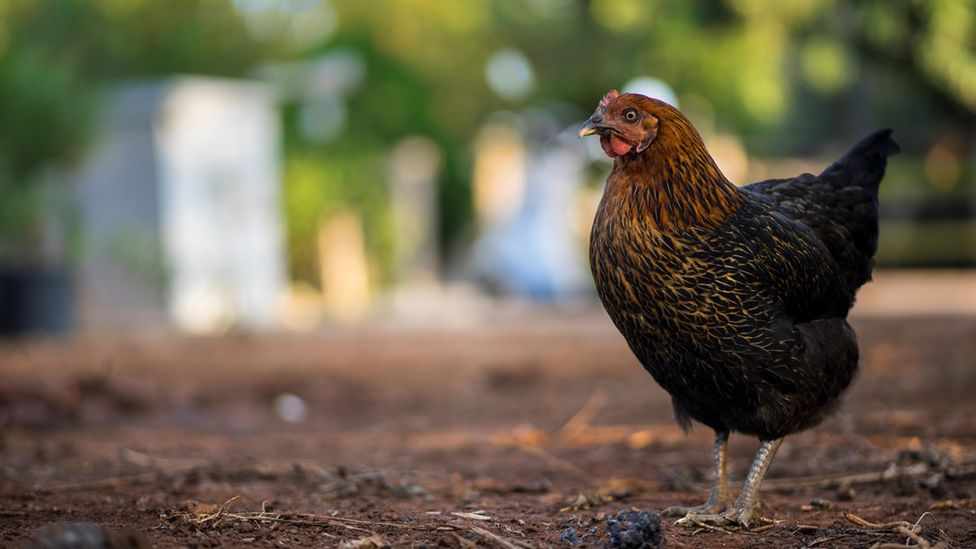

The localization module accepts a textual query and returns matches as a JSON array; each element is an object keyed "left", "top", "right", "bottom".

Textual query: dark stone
[
  {"left": 560, "top": 527, "right": 579, "bottom": 545},
  {"left": 606, "top": 510, "right": 663, "bottom": 549}
]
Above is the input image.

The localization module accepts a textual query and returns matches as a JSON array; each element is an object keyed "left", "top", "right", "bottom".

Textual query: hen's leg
[
  {"left": 663, "top": 430, "right": 730, "bottom": 516},
  {"left": 676, "top": 438, "right": 783, "bottom": 528},
  {"left": 727, "top": 437, "right": 782, "bottom": 525}
]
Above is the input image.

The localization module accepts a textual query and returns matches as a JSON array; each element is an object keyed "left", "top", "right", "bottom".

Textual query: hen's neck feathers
[{"left": 606, "top": 117, "right": 743, "bottom": 233}]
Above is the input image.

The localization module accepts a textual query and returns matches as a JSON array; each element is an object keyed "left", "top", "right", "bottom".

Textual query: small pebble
[
  {"left": 810, "top": 498, "right": 833, "bottom": 510},
  {"left": 273, "top": 393, "right": 307, "bottom": 423}
]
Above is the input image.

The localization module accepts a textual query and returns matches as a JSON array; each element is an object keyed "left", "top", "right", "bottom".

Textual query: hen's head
[{"left": 579, "top": 90, "right": 693, "bottom": 159}]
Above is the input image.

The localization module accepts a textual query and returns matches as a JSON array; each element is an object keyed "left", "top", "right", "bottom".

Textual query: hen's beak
[{"left": 578, "top": 115, "right": 604, "bottom": 137}]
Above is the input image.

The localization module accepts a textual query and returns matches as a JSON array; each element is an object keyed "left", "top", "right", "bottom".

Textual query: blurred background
[
  {"left": 1, "top": 0, "right": 974, "bottom": 336},
  {"left": 2, "top": 3, "right": 976, "bottom": 545}
]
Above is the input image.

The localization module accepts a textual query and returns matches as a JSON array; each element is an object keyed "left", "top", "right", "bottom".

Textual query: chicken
[{"left": 579, "top": 90, "right": 899, "bottom": 528}]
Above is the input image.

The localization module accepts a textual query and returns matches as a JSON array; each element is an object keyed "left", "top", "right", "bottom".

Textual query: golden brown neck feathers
[{"left": 610, "top": 104, "right": 742, "bottom": 232}]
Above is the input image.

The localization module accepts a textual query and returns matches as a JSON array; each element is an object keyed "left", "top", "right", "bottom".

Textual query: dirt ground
[{"left": 1, "top": 313, "right": 975, "bottom": 548}]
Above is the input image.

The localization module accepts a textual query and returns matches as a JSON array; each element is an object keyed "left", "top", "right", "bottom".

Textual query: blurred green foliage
[
  {"left": 0, "top": 0, "right": 974, "bottom": 270},
  {"left": 314, "top": 0, "right": 976, "bottom": 270},
  {"left": 0, "top": 0, "right": 263, "bottom": 262},
  {"left": 0, "top": 50, "right": 90, "bottom": 255}
]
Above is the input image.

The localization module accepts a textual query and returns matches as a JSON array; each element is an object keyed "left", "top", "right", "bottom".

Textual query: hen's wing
[
  {"left": 732, "top": 201, "right": 854, "bottom": 323},
  {"left": 744, "top": 129, "right": 899, "bottom": 296}
]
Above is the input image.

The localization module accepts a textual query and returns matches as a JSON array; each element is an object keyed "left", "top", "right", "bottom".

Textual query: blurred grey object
[
  {"left": 470, "top": 112, "right": 590, "bottom": 301},
  {"left": 73, "top": 78, "right": 286, "bottom": 333}
]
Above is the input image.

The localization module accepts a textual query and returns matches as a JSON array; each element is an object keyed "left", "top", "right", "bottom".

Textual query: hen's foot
[
  {"left": 674, "top": 505, "right": 771, "bottom": 530},
  {"left": 675, "top": 437, "right": 784, "bottom": 531}
]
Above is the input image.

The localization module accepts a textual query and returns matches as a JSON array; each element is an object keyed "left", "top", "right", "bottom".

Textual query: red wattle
[
  {"left": 609, "top": 135, "right": 633, "bottom": 156},
  {"left": 600, "top": 134, "right": 633, "bottom": 157}
]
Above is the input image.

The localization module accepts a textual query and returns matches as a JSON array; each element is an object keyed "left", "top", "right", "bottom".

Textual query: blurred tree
[
  {"left": 1, "top": 0, "right": 974, "bottom": 273},
  {"left": 223, "top": 0, "right": 976, "bottom": 272},
  {"left": 0, "top": 0, "right": 268, "bottom": 263}
]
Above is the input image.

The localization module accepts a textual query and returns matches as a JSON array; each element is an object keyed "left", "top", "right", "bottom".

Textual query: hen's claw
[
  {"left": 674, "top": 506, "right": 762, "bottom": 529},
  {"left": 674, "top": 510, "right": 736, "bottom": 528}
]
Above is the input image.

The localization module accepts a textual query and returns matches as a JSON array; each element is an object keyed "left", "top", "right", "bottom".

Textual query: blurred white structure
[
  {"left": 473, "top": 124, "right": 526, "bottom": 229},
  {"left": 471, "top": 115, "right": 590, "bottom": 300},
  {"left": 74, "top": 78, "right": 285, "bottom": 333},
  {"left": 390, "top": 136, "right": 442, "bottom": 287}
]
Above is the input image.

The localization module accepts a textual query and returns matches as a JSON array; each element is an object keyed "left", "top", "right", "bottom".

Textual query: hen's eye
[{"left": 623, "top": 108, "right": 639, "bottom": 122}]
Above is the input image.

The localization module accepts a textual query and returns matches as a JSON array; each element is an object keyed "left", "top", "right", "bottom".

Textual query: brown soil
[{"left": 1, "top": 314, "right": 975, "bottom": 548}]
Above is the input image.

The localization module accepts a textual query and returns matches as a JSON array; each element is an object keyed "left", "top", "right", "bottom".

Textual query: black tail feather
[
  {"left": 803, "top": 129, "right": 899, "bottom": 293},
  {"left": 743, "top": 129, "right": 899, "bottom": 296},
  {"left": 820, "top": 129, "right": 901, "bottom": 191}
]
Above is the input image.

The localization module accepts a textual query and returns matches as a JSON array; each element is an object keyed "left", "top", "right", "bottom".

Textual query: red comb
[{"left": 599, "top": 89, "right": 620, "bottom": 110}]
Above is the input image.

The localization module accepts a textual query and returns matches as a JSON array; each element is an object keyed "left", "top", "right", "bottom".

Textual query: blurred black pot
[{"left": 0, "top": 265, "right": 74, "bottom": 337}]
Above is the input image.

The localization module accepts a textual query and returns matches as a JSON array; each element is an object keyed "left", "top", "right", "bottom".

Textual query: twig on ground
[
  {"left": 762, "top": 461, "right": 976, "bottom": 492},
  {"left": 911, "top": 512, "right": 932, "bottom": 532},
  {"left": 763, "top": 463, "right": 929, "bottom": 492},
  {"left": 845, "top": 511, "right": 946, "bottom": 549},
  {"left": 678, "top": 517, "right": 735, "bottom": 535},
  {"left": 844, "top": 512, "right": 915, "bottom": 530},
  {"left": 451, "top": 511, "right": 492, "bottom": 521},
  {"left": 559, "top": 389, "right": 607, "bottom": 438},
  {"left": 469, "top": 526, "right": 534, "bottom": 549},
  {"left": 928, "top": 499, "right": 976, "bottom": 510},
  {"left": 193, "top": 495, "right": 241, "bottom": 525},
  {"left": 183, "top": 497, "right": 447, "bottom": 533}
]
